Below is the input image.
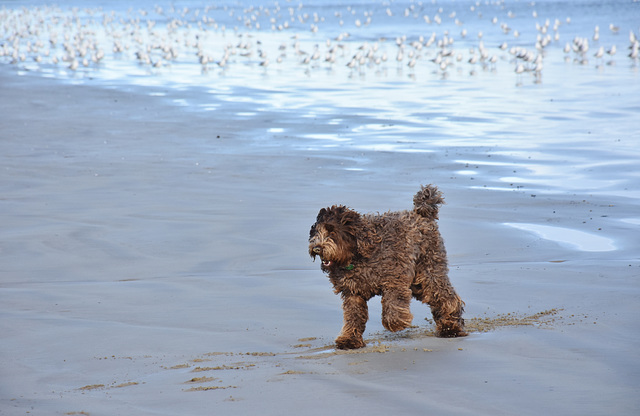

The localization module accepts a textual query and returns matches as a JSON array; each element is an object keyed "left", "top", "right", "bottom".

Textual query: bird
[
  {"left": 594, "top": 46, "right": 604, "bottom": 59},
  {"left": 534, "top": 61, "right": 543, "bottom": 73}
]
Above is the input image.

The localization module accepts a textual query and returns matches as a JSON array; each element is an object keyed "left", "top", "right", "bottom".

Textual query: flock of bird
[{"left": 1, "top": 1, "right": 638, "bottom": 84}]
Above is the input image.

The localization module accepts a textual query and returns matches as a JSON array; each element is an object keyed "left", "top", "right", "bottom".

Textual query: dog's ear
[{"left": 332, "top": 206, "right": 376, "bottom": 258}]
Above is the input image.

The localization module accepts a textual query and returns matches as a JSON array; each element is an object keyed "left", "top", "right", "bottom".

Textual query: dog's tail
[{"left": 413, "top": 184, "right": 444, "bottom": 220}]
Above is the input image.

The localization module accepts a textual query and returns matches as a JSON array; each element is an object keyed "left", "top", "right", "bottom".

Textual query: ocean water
[
  {"left": 1, "top": 0, "right": 639, "bottom": 243},
  {"left": 3, "top": 0, "right": 639, "bottom": 223}
]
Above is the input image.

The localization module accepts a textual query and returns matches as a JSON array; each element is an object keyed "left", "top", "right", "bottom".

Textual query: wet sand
[{"left": 1, "top": 68, "right": 639, "bottom": 415}]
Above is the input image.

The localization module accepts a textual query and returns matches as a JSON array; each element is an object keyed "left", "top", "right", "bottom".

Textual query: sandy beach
[{"left": 2, "top": 1, "right": 640, "bottom": 415}]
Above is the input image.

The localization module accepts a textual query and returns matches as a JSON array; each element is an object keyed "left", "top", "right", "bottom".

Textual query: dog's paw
[
  {"left": 381, "top": 310, "right": 413, "bottom": 332},
  {"left": 335, "top": 336, "right": 366, "bottom": 350},
  {"left": 436, "top": 322, "right": 468, "bottom": 338}
]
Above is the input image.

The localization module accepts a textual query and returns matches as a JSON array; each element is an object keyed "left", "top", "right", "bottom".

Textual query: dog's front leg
[
  {"left": 381, "top": 287, "right": 414, "bottom": 332},
  {"left": 335, "top": 295, "right": 368, "bottom": 349}
]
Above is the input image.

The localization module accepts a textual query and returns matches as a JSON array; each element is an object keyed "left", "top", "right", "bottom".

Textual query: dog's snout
[{"left": 313, "top": 246, "right": 322, "bottom": 254}]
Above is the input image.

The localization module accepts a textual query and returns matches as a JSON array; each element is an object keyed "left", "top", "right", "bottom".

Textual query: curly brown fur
[{"left": 309, "top": 184, "right": 467, "bottom": 349}]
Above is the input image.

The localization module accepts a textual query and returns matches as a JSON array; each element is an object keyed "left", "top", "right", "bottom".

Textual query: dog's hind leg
[
  {"left": 381, "top": 287, "right": 414, "bottom": 332},
  {"left": 412, "top": 273, "right": 467, "bottom": 337},
  {"left": 429, "top": 292, "right": 467, "bottom": 337},
  {"left": 335, "top": 295, "right": 368, "bottom": 349},
  {"left": 413, "top": 278, "right": 467, "bottom": 338}
]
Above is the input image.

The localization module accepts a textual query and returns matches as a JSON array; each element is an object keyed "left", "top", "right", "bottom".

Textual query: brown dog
[{"left": 309, "top": 185, "right": 466, "bottom": 349}]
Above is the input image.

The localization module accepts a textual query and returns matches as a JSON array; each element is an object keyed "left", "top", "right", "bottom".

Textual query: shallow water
[
  {"left": 504, "top": 222, "right": 616, "bottom": 251},
  {"left": 3, "top": 0, "right": 639, "bottom": 197}
]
